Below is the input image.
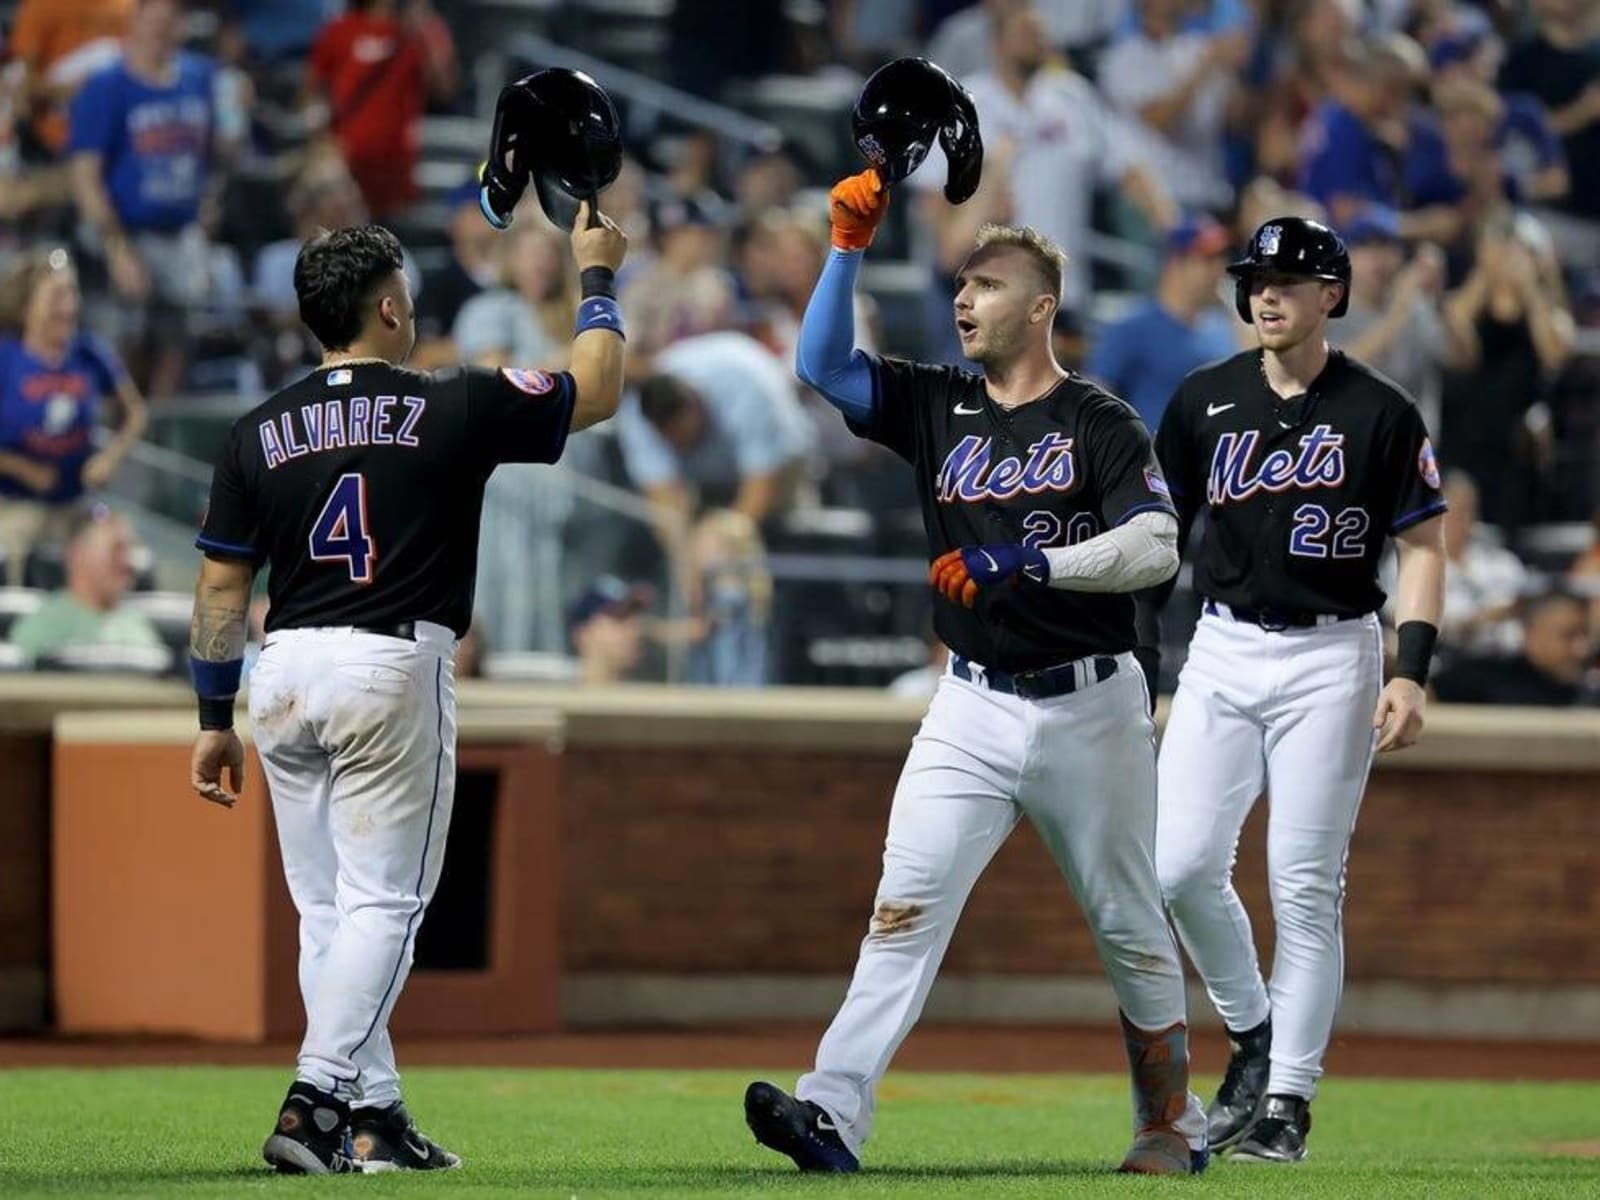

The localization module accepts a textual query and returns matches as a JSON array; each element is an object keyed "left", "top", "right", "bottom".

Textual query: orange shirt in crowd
[
  {"left": 309, "top": 10, "right": 426, "bottom": 218},
  {"left": 10, "top": 0, "right": 134, "bottom": 152}
]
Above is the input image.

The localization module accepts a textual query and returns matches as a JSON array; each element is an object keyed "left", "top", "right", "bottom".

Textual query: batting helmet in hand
[
  {"left": 852, "top": 57, "right": 983, "bottom": 204},
  {"left": 481, "top": 68, "right": 623, "bottom": 230},
  {"left": 1227, "top": 216, "right": 1351, "bottom": 323}
]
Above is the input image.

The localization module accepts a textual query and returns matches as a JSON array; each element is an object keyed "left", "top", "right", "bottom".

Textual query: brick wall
[{"left": 561, "top": 749, "right": 1600, "bottom": 985}]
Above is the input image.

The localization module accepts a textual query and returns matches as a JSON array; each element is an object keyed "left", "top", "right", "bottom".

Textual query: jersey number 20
[{"left": 309, "top": 473, "right": 376, "bottom": 584}]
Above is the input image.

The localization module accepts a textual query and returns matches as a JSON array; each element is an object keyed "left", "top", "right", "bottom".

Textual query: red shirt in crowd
[{"left": 309, "top": 10, "right": 426, "bottom": 217}]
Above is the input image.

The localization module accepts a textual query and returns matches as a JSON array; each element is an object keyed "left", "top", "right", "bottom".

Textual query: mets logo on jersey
[
  {"left": 1207, "top": 423, "right": 1346, "bottom": 505},
  {"left": 936, "top": 433, "right": 1076, "bottom": 503},
  {"left": 1417, "top": 438, "right": 1441, "bottom": 489},
  {"left": 501, "top": 367, "right": 557, "bottom": 396}
]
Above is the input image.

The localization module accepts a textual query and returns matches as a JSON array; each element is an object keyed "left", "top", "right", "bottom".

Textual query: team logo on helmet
[
  {"left": 1417, "top": 438, "right": 1441, "bottom": 490},
  {"left": 1258, "top": 224, "right": 1282, "bottom": 256},
  {"left": 858, "top": 133, "right": 888, "bottom": 166}
]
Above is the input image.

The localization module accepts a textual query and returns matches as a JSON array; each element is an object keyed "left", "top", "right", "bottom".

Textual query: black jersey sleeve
[
  {"left": 849, "top": 357, "right": 949, "bottom": 463},
  {"left": 1086, "top": 399, "right": 1179, "bottom": 528},
  {"left": 195, "top": 422, "right": 261, "bottom": 562},
  {"left": 1379, "top": 401, "right": 1449, "bottom": 534},
  {"left": 1153, "top": 381, "right": 1203, "bottom": 535},
  {"left": 464, "top": 366, "right": 577, "bottom": 466}
]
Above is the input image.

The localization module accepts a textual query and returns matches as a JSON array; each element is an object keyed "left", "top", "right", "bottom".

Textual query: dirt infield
[{"left": 4, "top": 1023, "right": 1598, "bottom": 1080}]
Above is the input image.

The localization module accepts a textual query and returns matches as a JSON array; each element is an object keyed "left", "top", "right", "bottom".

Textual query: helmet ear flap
[
  {"left": 1234, "top": 275, "right": 1253, "bottom": 324},
  {"left": 939, "top": 81, "right": 983, "bottom": 205},
  {"left": 1330, "top": 278, "right": 1350, "bottom": 319}
]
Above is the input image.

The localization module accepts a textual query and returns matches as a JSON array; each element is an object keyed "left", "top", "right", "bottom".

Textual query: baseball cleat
[
  {"left": 1207, "top": 1017, "right": 1272, "bottom": 1151},
  {"left": 743, "top": 1081, "right": 860, "bottom": 1172},
  {"left": 349, "top": 1099, "right": 463, "bottom": 1172},
  {"left": 261, "top": 1082, "right": 353, "bottom": 1174},
  {"left": 1118, "top": 1128, "right": 1210, "bottom": 1175},
  {"left": 1230, "top": 1093, "right": 1311, "bottom": 1163}
]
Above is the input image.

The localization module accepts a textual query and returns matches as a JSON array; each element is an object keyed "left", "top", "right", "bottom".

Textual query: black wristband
[
  {"left": 580, "top": 266, "right": 616, "bottom": 299},
  {"left": 1393, "top": 620, "right": 1438, "bottom": 686},
  {"left": 198, "top": 695, "right": 236, "bottom": 731}
]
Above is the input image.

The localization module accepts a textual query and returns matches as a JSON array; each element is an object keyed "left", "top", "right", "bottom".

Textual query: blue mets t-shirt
[
  {"left": 0, "top": 335, "right": 125, "bottom": 502},
  {"left": 68, "top": 54, "right": 215, "bottom": 233}
]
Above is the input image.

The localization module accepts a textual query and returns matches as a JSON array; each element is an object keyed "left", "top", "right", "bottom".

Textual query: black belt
[
  {"left": 952, "top": 654, "right": 1118, "bottom": 699},
  {"left": 1203, "top": 599, "right": 1354, "bottom": 631},
  {"left": 353, "top": 621, "right": 416, "bottom": 641}
]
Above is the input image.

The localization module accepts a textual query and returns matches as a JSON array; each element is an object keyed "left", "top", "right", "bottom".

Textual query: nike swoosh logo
[
  {"left": 1206, "top": 402, "right": 1236, "bottom": 417},
  {"left": 978, "top": 550, "right": 999, "bottom": 574},
  {"left": 816, "top": 1114, "right": 838, "bottom": 1132},
  {"left": 953, "top": 402, "right": 984, "bottom": 416}
]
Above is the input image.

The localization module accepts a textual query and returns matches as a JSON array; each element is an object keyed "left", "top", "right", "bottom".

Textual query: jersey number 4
[
  {"left": 309, "top": 472, "right": 376, "bottom": 584},
  {"left": 1289, "top": 503, "right": 1368, "bottom": 559}
]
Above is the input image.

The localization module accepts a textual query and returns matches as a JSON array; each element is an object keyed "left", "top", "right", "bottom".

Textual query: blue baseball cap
[
  {"left": 1166, "top": 215, "right": 1231, "bottom": 258},
  {"left": 1345, "top": 208, "right": 1401, "bottom": 245},
  {"left": 568, "top": 576, "right": 652, "bottom": 633}
]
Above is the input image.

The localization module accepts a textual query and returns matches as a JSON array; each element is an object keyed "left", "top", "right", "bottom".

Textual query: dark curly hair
[{"left": 293, "top": 225, "right": 405, "bottom": 350}]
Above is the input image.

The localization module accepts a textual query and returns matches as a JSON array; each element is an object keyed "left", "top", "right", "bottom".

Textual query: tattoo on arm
[{"left": 190, "top": 585, "right": 248, "bottom": 661}]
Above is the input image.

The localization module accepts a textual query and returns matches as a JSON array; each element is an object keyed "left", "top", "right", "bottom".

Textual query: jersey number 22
[{"left": 309, "top": 473, "right": 376, "bottom": 584}]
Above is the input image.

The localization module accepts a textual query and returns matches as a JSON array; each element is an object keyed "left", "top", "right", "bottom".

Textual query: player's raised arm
[
  {"left": 793, "top": 170, "right": 889, "bottom": 423},
  {"left": 567, "top": 201, "right": 629, "bottom": 432}
]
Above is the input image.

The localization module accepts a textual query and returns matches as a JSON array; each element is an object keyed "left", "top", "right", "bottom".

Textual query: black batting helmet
[
  {"left": 480, "top": 68, "right": 623, "bottom": 230},
  {"left": 852, "top": 57, "right": 983, "bottom": 204},
  {"left": 1227, "top": 216, "right": 1351, "bottom": 323}
]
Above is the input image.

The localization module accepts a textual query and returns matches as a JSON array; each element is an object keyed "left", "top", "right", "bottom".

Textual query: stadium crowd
[{"left": 0, "top": 0, "right": 1596, "bottom": 702}]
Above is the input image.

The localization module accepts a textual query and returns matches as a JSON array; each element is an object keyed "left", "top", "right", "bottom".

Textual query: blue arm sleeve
[{"left": 795, "top": 248, "right": 875, "bottom": 425}]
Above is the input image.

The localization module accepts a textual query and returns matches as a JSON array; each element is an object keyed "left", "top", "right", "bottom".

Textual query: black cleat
[
  {"left": 1231, "top": 1093, "right": 1311, "bottom": 1163},
  {"left": 743, "top": 1081, "right": 860, "bottom": 1172},
  {"left": 1207, "top": 1018, "right": 1271, "bottom": 1151},
  {"left": 261, "top": 1082, "right": 353, "bottom": 1175},
  {"left": 349, "top": 1100, "right": 463, "bottom": 1172}
]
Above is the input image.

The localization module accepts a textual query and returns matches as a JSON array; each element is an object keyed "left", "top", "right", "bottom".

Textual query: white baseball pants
[
  {"left": 1156, "top": 608, "right": 1383, "bottom": 1101},
  {"left": 797, "top": 652, "right": 1204, "bottom": 1156},
  {"left": 248, "top": 622, "right": 458, "bottom": 1106}
]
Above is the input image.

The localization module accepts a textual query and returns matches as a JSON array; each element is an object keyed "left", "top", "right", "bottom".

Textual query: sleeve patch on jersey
[
  {"left": 1143, "top": 467, "right": 1172, "bottom": 499},
  {"left": 1417, "top": 438, "right": 1441, "bottom": 490},
  {"left": 501, "top": 367, "right": 557, "bottom": 396}
]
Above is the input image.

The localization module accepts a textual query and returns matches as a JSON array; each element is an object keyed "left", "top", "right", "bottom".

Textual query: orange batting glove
[
  {"left": 930, "top": 549, "right": 978, "bottom": 609},
  {"left": 829, "top": 168, "right": 890, "bottom": 251}
]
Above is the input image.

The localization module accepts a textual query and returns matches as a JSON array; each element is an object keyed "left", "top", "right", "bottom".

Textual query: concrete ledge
[{"left": 563, "top": 973, "right": 1600, "bottom": 1042}]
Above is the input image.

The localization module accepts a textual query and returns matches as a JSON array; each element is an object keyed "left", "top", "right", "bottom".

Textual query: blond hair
[
  {"left": 0, "top": 247, "right": 74, "bottom": 337},
  {"left": 972, "top": 223, "right": 1066, "bottom": 304}
]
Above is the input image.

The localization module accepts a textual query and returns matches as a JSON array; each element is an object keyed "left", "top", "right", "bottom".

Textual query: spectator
[
  {"left": 306, "top": 0, "right": 451, "bottom": 219},
  {"left": 1440, "top": 211, "right": 1575, "bottom": 530},
  {"left": 1098, "top": 0, "right": 1250, "bottom": 210},
  {"left": 917, "top": 4, "right": 1177, "bottom": 310},
  {"left": 1430, "top": 29, "right": 1569, "bottom": 206},
  {"left": 1434, "top": 590, "right": 1595, "bottom": 706},
  {"left": 1085, "top": 215, "right": 1237, "bottom": 432},
  {"left": 568, "top": 576, "right": 649, "bottom": 686},
  {"left": 8, "top": 0, "right": 131, "bottom": 158},
  {"left": 413, "top": 180, "right": 500, "bottom": 358},
  {"left": 452, "top": 219, "right": 576, "bottom": 370},
  {"left": 620, "top": 193, "right": 736, "bottom": 372},
  {"left": 1436, "top": 470, "right": 1530, "bottom": 655},
  {"left": 1297, "top": 33, "right": 1466, "bottom": 242},
  {"left": 1498, "top": 0, "right": 1600, "bottom": 220},
  {"left": 686, "top": 508, "right": 772, "bottom": 687},
  {"left": 0, "top": 248, "right": 147, "bottom": 584},
  {"left": 1335, "top": 210, "right": 1454, "bottom": 434},
  {"left": 733, "top": 148, "right": 803, "bottom": 223},
  {"left": 230, "top": 0, "right": 334, "bottom": 66},
  {"left": 927, "top": 0, "right": 1131, "bottom": 81},
  {"left": 68, "top": 0, "right": 222, "bottom": 398},
  {"left": 6, "top": 507, "right": 163, "bottom": 664},
  {"left": 1254, "top": 0, "right": 1362, "bottom": 185}
]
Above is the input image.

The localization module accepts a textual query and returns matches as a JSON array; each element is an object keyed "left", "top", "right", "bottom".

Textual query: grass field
[{"left": 3, "top": 1067, "right": 1598, "bottom": 1198}]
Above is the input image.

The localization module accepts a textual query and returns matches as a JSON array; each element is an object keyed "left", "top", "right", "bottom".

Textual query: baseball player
[
  {"left": 187, "top": 204, "right": 626, "bottom": 1169},
  {"left": 1151, "top": 217, "right": 1447, "bottom": 1163},
  {"left": 742, "top": 162, "right": 1208, "bottom": 1176}
]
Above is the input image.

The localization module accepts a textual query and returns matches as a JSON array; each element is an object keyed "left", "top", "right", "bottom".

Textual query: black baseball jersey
[
  {"left": 854, "top": 358, "right": 1177, "bottom": 671},
  {"left": 1155, "top": 348, "right": 1446, "bottom": 617},
  {"left": 197, "top": 361, "right": 575, "bottom": 636}
]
